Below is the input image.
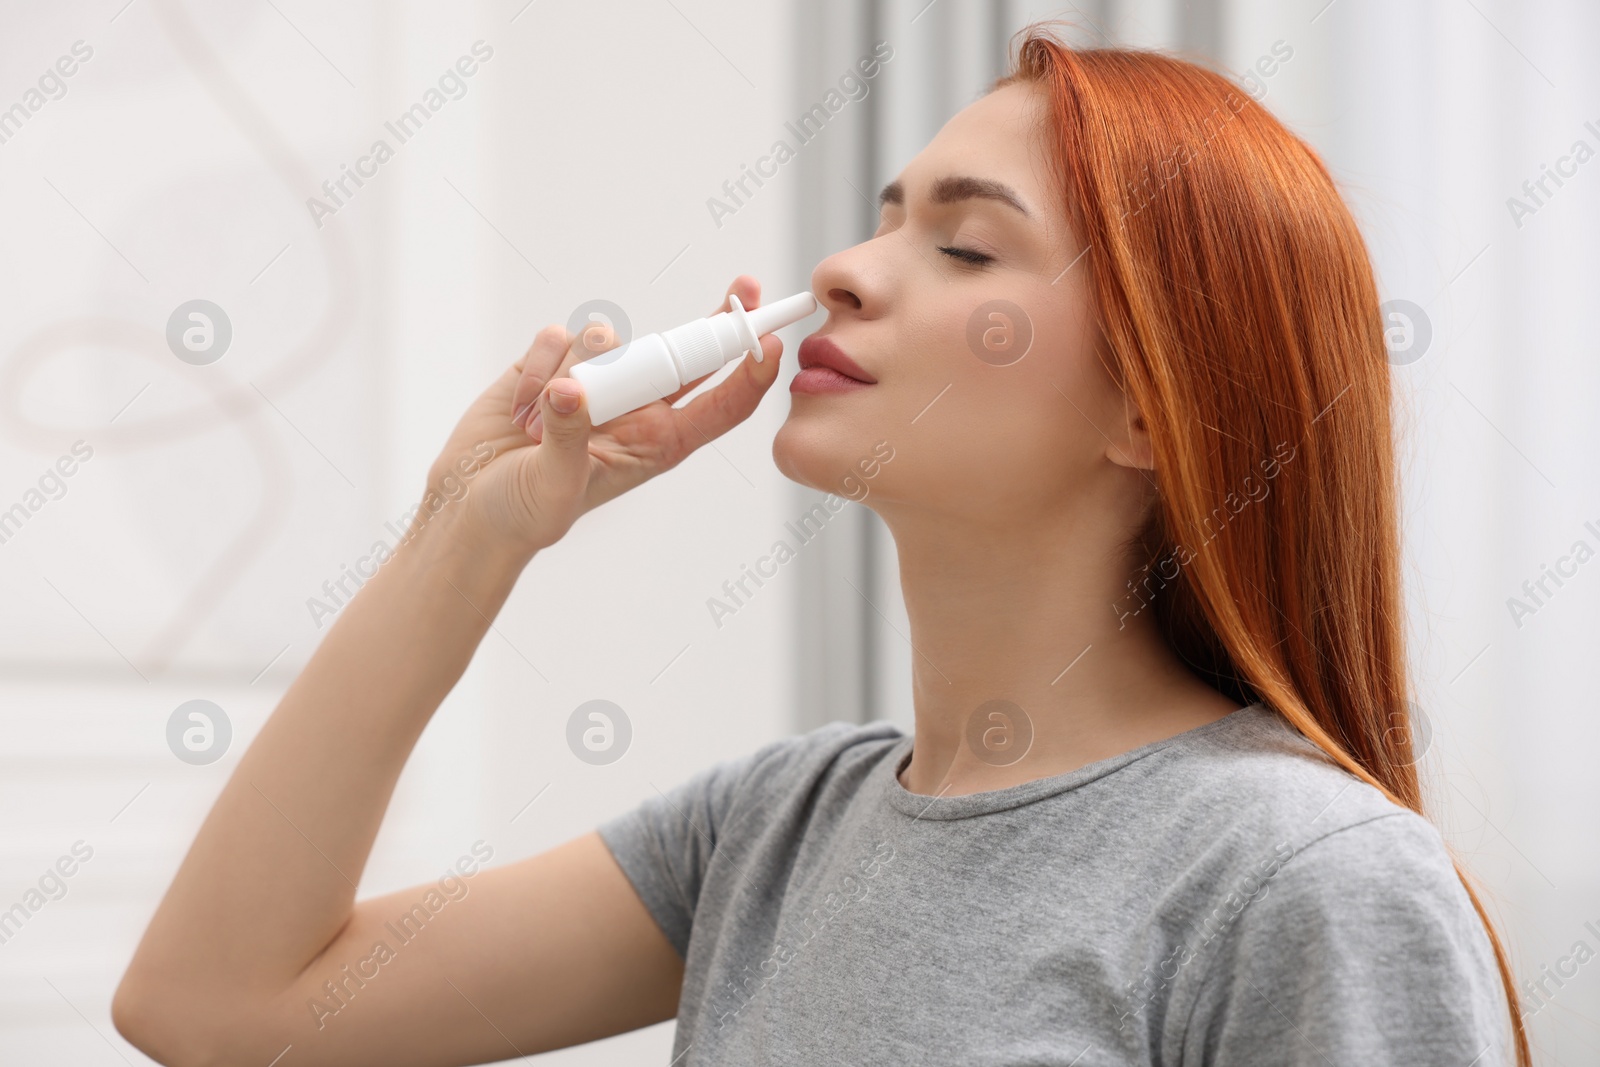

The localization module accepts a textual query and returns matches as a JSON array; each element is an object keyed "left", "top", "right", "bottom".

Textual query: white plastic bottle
[{"left": 569, "top": 291, "right": 818, "bottom": 425}]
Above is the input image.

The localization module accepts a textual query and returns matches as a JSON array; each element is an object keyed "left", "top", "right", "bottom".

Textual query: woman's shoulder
[
  {"left": 1133, "top": 704, "right": 1487, "bottom": 955},
  {"left": 1173, "top": 811, "right": 1512, "bottom": 1063},
  {"left": 675, "top": 718, "right": 904, "bottom": 824},
  {"left": 1152, "top": 702, "right": 1438, "bottom": 857},
  {"left": 732, "top": 717, "right": 904, "bottom": 770},
  {"left": 1151, "top": 708, "right": 1511, "bottom": 1062}
]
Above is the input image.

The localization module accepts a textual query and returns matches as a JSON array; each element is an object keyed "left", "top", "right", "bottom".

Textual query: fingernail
[
  {"left": 550, "top": 381, "right": 580, "bottom": 414},
  {"left": 529, "top": 411, "right": 543, "bottom": 437}
]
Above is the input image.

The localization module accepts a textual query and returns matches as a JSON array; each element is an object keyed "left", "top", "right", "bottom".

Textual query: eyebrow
[{"left": 877, "top": 175, "right": 1032, "bottom": 218}]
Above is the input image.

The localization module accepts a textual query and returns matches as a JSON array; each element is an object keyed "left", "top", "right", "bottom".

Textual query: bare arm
[{"left": 113, "top": 277, "right": 785, "bottom": 1066}]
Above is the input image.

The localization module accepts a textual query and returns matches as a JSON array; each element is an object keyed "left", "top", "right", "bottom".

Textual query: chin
[{"left": 771, "top": 408, "right": 866, "bottom": 496}]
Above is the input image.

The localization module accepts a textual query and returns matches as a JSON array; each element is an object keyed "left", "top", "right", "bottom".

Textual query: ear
[{"left": 1106, "top": 393, "right": 1156, "bottom": 471}]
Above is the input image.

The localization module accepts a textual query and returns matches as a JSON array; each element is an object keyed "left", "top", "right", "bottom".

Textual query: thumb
[{"left": 532, "top": 377, "right": 592, "bottom": 492}]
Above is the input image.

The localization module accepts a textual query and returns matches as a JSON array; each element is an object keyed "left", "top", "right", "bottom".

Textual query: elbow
[
  {"left": 111, "top": 972, "right": 182, "bottom": 1065},
  {"left": 110, "top": 973, "right": 164, "bottom": 1063},
  {"left": 112, "top": 970, "right": 224, "bottom": 1067}
]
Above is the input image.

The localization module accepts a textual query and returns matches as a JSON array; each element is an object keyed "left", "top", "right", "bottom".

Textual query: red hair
[{"left": 997, "top": 26, "right": 1529, "bottom": 1065}]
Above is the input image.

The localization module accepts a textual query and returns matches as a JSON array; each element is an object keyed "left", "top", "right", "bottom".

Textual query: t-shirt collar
[{"left": 881, "top": 702, "right": 1267, "bottom": 821}]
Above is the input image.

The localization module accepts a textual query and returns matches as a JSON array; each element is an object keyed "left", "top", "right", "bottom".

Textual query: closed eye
[{"left": 938, "top": 245, "right": 994, "bottom": 266}]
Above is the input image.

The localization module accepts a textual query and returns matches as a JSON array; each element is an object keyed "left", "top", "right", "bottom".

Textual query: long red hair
[{"left": 997, "top": 26, "right": 1528, "bottom": 1065}]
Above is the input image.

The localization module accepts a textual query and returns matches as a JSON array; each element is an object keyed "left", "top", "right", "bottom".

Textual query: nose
[
  {"left": 824, "top": 284, "right": 861, "bottom": 311},
  {"left": 811, "top": 238, "right": 885, "bottom": 319}
]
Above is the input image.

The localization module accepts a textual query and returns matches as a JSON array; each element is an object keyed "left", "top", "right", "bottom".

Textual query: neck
[{"left": 875, "top": 502, "right": 1241, "bottom": 797}]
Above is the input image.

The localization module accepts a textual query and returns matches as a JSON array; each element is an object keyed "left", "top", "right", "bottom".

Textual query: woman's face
[{"left": 773, "top": 82, "right": 1146, "bottom": 525}]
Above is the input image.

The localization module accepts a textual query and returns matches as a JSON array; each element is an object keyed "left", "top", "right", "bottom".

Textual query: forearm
[
  {"left": 120, "top": 515, "right": 531, "bottom": 1008},
  {"left": 114, "top": 279, "right": 775, "bottom": 1065}
]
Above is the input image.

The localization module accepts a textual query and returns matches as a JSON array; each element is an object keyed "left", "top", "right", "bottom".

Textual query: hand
[{"left": 421, "top": 276, "right": 787, "bottom": 558}]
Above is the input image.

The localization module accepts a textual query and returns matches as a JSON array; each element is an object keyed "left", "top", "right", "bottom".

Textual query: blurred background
[{"left": 0, "top": 0, "right": 1594, "bottom": 1062}]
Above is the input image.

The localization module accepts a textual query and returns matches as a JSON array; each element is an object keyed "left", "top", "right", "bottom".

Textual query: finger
[
  {"left": 668, "top": 332, "right": 784, "bottom": 444},
  {"left": 527, "top": 323, "right": 624, "bottom": 441},
  {"left": 570, "top": 319, "right": 618, "bottom": 364},
  {"left": 712, "top": 274, "right": 760, "bottom": 318},
  {"left": 511, "top": 325, "right": 572, "bottom": 429},
  {"left": 553, "top": 320, "right": 618, "bottom": 386},
  {"left": 530, "top": 377, "right": 591, "bottom": 496}
]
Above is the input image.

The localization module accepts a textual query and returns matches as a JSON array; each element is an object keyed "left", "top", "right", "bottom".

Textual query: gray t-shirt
[{"left": 597, "top": 703, "right": 1511, "bottom": 1065}]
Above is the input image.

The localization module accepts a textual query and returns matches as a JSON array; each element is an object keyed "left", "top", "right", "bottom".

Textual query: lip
[{"left": 797, "top": 335, "right": 876, "bottom": 384}]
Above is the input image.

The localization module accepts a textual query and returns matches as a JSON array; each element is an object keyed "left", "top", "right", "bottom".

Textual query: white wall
[{"left": 0, "top": 0, "right": 804, "bottom": 1062}]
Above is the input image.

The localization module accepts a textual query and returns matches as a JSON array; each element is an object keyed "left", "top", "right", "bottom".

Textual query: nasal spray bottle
[{"left": 569, "top": 291, "right": 818, "bottom": 425}]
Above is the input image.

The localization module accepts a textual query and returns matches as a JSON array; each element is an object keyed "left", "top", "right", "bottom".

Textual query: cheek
[
  {"left": 773, "top": 299, "right": 1103, "bottom": 511},
  {"left": 893, "top": 323, "right": 1102, "bottom": 509},
  {"left": 909, "top": 375, "right": 1078, "bottom": 505}
]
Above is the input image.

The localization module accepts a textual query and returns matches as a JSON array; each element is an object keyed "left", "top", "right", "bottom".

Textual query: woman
[{"left": 113, "top": 26, "right": 1527, "bottom": 1067}]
